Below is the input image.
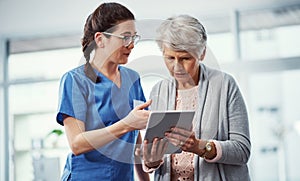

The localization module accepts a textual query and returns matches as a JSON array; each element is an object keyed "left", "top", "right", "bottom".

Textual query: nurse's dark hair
[{"left": 82, "top": 2, "right": 135, "bottom": 83}]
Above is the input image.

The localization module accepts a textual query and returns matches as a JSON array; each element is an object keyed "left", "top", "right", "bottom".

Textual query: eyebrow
[{"left": 121, "top": 31, "right": 137, "bottom": 35}]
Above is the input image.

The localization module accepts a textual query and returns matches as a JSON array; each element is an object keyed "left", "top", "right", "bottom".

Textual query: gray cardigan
[{"left": 149, "top": 64, "right": 251, "bottom": 181}]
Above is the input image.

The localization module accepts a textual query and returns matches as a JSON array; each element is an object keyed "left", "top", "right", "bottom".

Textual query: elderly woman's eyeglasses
[{"left": 102, "top": 32, "right": 141, "bottom": 47}]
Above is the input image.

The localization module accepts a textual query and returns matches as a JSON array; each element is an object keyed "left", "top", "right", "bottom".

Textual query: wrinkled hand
[
  {"left": 123, "top": 100, "right": 152, "bottom": 130},
  {"left": 165, "top": 127, "right": 198, "bottom": 153},
  {"left": 142, "top": 138, "right": 168, "bottom": 168}
]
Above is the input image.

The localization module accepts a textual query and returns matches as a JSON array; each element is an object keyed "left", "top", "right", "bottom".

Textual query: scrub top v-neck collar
[{"left": 94, "top": 66, "right": 124, "bottom": 90}]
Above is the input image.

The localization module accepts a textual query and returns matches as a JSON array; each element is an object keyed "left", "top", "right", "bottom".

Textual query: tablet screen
[{"left": 143, "top": 110, "right": 195, "bottom": 154}]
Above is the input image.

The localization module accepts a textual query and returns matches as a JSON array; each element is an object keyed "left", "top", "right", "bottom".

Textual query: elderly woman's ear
[{"left": 199, "top": 47, "right": 206, "bottom": 61}]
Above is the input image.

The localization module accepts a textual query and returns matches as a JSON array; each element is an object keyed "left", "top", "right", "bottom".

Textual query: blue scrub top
[{"left": 56, "top": 65, "right": 146, "bottom": 181}]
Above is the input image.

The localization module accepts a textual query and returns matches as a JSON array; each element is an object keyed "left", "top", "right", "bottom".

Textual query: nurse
[{"left": 56, "top": 2, "right": 151, "bottom": 181}]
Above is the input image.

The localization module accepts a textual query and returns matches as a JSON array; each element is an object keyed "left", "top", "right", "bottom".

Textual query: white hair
[{"left": 156, "top": 14, "right": 207, "bottom": 58}]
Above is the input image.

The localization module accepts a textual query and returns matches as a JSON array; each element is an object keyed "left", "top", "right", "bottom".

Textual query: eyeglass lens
[{"left": 123, "top": 35, "right": 140, "bottom": 46}]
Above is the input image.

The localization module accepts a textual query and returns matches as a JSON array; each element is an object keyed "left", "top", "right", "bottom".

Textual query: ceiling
[{"left": 3, "top": 0, "right": 300, "bottom": 53}]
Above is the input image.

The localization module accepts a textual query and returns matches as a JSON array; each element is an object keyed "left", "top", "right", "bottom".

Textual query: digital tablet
[{"left": 143, "top": 110, "right": 195, "bottom": 154}]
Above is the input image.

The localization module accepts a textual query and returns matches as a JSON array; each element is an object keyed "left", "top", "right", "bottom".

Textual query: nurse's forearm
[
  {"left": 71, "top": 120, "right": 132, "bottom": 155},
  {"left": 65, "top": 101, "right": 151, "bottom": 155}
]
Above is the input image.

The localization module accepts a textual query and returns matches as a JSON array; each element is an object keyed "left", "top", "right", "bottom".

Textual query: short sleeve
[{"left": 56, "top": 72, "right": 87, "bottom": 126}]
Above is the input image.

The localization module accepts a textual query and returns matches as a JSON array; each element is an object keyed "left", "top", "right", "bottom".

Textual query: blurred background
[{"left": 1, "top": 0, "right": 300, "bottom": 180}]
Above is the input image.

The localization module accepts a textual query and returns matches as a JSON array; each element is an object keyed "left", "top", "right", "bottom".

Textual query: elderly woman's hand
[
  {"left": 165, "top": 127, "right": 199, "bottom": 153},
  {"left": 142, "top": 138, "right": 168, "bottom": 168}
]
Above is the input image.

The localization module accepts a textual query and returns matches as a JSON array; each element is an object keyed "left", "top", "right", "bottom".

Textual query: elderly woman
[{"left": 142, "top": 15, "right": 251, "bottom": 181}]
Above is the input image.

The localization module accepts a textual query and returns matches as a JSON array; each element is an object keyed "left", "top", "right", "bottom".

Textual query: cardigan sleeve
[{"left": 216, "top": 75, "right": 251, "bottom": 165}]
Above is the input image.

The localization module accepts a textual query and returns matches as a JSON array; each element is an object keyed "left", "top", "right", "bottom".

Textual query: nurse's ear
[
  {"left": 199, "top": 47, "right": 206, "bottom": 61},
  {"left": 94, "top": 32, "right": 104, "bottom": 48}
]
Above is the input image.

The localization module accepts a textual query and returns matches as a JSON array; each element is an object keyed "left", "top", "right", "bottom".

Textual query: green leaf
[{"left": 48, "top": 129, "right": 63, "bottom": 136}]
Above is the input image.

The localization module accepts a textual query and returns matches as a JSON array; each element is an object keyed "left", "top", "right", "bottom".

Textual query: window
[
  {"left": 240, "top": 25, "right": 300, "bottom": 61},
  {"left": 9, "top": 48, "right": 82, "bottom": 81},
  {"left": 208, "top": 32, "right": 235, "bottom": 63},
  {"left": 8, "top": 47, "right": 80, "bottom": 181},
  {"left": 248, "top": 70, "right": 300, "bottom": 181}
]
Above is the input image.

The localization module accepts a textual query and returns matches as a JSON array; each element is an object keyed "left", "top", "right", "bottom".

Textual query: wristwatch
[
  {"left": 199, "top": 140, "right": 213, "bottom": 158},
  {"left": 205, "top": 141, "right": 212, "bottom": 152}
]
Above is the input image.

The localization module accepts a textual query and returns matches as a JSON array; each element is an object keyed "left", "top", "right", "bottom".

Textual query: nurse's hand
[{"left": 122, "top": 100, "right": 152, "bottom": 130}]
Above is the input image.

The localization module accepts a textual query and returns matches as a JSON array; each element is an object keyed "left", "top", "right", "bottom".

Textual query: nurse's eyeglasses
[{"left": 102, "top": 32, "right": 141, "bottom": 47}]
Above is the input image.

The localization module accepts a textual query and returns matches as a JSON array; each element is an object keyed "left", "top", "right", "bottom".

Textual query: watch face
[{"left": 205, "top": 142, "right": 212, "bottom": 151}]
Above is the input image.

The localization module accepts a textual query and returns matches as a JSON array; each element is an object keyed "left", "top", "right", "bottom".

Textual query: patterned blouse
[{"left": 171, "top": 85, "right": 199, "bottom": 181}]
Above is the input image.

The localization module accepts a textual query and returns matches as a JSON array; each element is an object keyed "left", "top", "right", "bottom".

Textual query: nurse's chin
[{"left": 118, "top": 58, "right": 128, "bottom": 64}]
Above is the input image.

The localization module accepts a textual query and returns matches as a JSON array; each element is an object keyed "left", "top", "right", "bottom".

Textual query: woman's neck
[
  {"left": 91, "top": 60, "right": 119, "bottom": 81},
  {"left": 177, "top": 66, "right": 200, "bottom": 90},
  {"left": 177, "top": 82, "right": 197, "bottom": 90}
]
